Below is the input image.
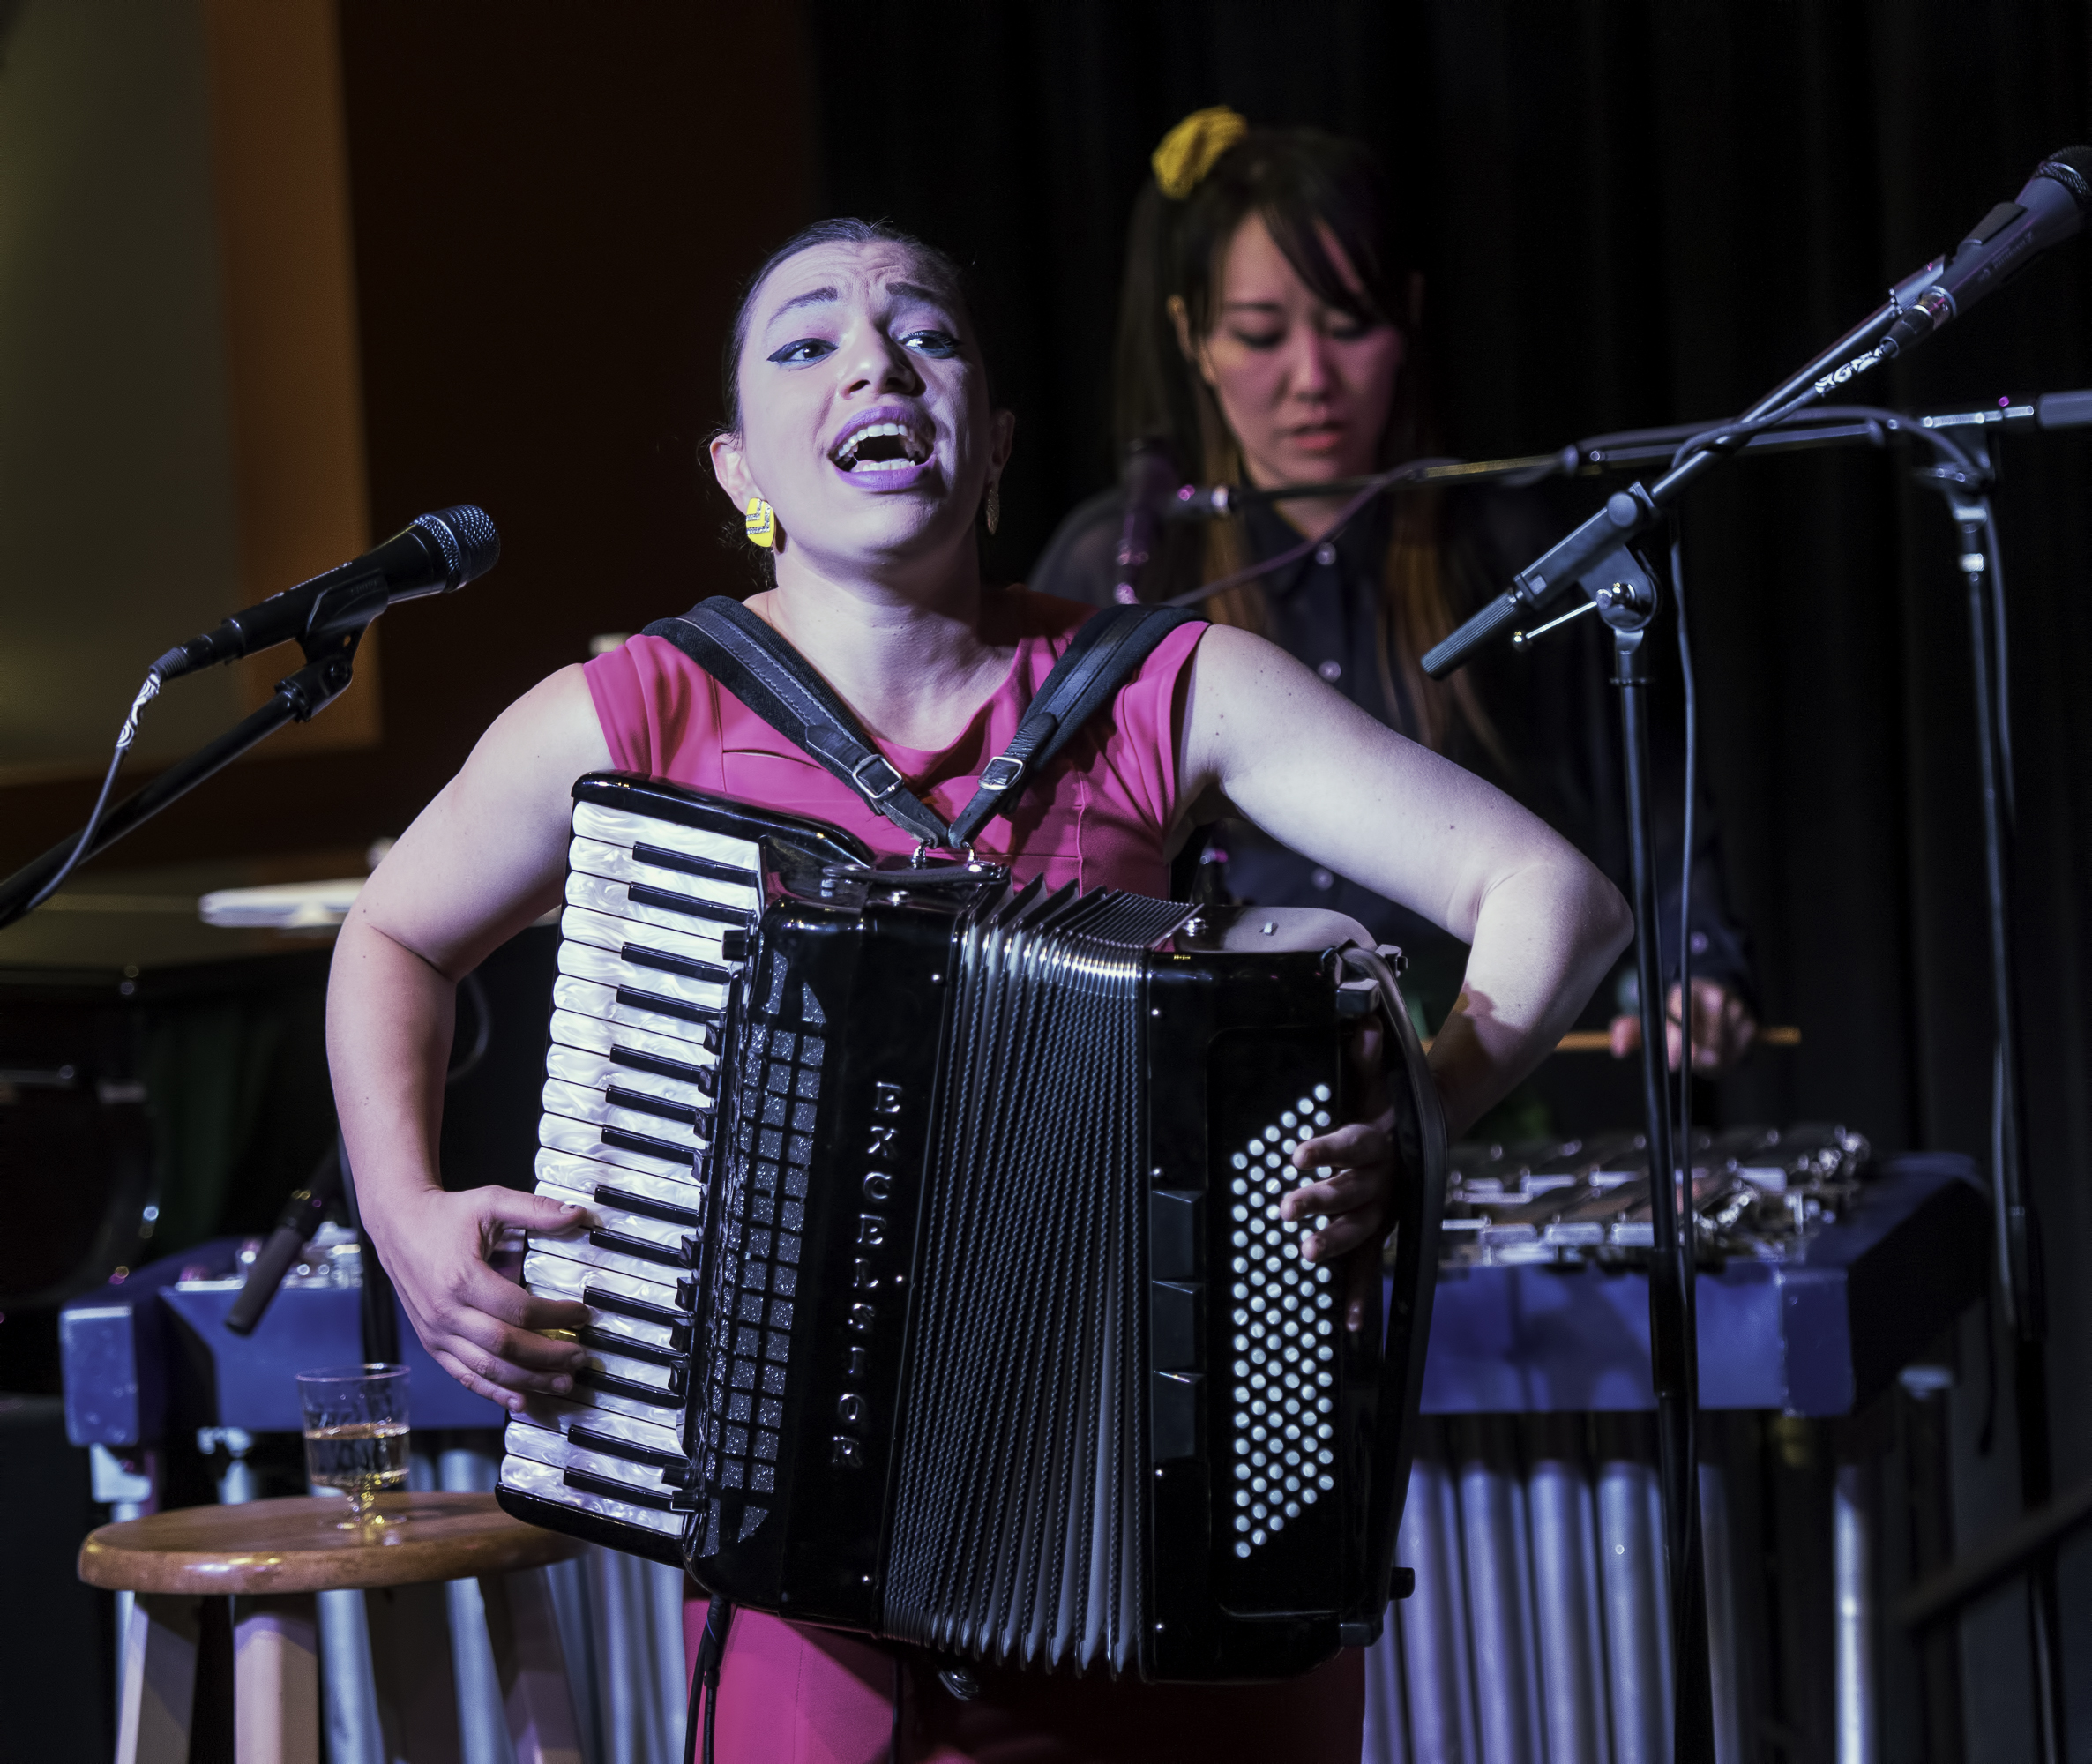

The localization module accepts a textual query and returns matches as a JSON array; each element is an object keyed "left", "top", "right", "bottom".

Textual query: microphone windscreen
[
  {"left": 415, "top": 505, "right": 502, "bottom": 589},
  {"left": 2028, "top": 146, "right": 2092, "bottom": 239}
]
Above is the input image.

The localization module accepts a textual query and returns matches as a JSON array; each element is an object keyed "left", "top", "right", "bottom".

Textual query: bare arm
[
  {"left": 326, "top": 665, "right": 611, "bottom": 1409},
  {"left": 1178, "top": 626, "right": 1633, "bottom": 1295}
]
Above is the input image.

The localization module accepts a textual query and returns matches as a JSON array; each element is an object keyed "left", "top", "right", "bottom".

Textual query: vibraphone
[
  {"left": 1361, "top": 1130, "right": 1987, "bottom": 1764},
  {"left": 60, "top": 1130, "right": 1986, "bottom": 1760}
]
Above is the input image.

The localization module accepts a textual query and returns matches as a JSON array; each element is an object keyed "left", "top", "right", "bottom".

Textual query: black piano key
[
  {"left": 601, "top": 1125, "right": 697, "bottom": 1164},
  {"left": 574, "top": 1326, "right": 688, "bottom": 1372},
  {"left": 563, "top": 1466, "right": 677, "bottom": 1511},
  {"left": 575, "top": 1367, "right": 682, "bottom": 1410},
  {"left": 606, "top": 1084, "right": 708, "bottom": 1128},
  {"left": 612, "top": 1039, "right": 718, "bottom": 1079},
  {"left": 565, "top": 1424, "right": 691, "bottom": 1476},
  {"left": 630, "top": 841, "right": 758, "bottom": 887},
  {"left": 627, "top": 880, "right": 751, "bottom": 929},
  {"left": 621, "top": 941, "right": 735, "bottom": 986},
  {"left": 587, "top": 1227, "right": 692, "bottom": 1269},
  {"left": 583, "top": 1283, "right": 687, "bottom": 1330},
  {"left": 614, "top": 984, "right": 722, "bottom": 1028},
  {"left": 594, "top": 1184, "right": 702, "bottom": 1229}
]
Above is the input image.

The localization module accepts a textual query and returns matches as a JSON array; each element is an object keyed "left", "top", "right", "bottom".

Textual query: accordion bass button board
[{"left": 497, "top": 774, "right": 1446, "bottom": 1685}]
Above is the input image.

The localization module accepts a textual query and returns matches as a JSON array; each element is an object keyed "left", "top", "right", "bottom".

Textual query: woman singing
[
  {"left": 327, "top": 217, "right": 1630, "bottom": 1760},
  {"left": 1034, "top": 110, "right": 1755, "bottom": 1084}
]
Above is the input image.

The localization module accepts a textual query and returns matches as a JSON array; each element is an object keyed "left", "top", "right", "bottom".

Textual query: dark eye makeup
[{"left": 765, "top": 328, "right": 962, "bottom": 366}]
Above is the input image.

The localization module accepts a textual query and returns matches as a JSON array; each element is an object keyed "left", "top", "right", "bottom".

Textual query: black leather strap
[
  {"left": 946, "top": 604, "right": 1200, "bottom": 846},
  {"left": 639, "top": 597, "right": 1201, "bottom": 852},
  {"left": 639, "top": 599, "right": 951, "bottom": 849}
]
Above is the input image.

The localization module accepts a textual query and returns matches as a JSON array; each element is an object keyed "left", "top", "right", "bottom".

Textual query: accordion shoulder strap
[
  {"left": 638, "top": 597, "right": 952, "bottom": 849},
  {"left": 945, "top": 602, "right": 1200, "bottom": 846},
  {"left": 639, "top": 596, "right": 1200, "bottom": 851}
]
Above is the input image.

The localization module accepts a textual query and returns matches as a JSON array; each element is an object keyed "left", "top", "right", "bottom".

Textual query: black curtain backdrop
[{"left": 806, "top": 2, "right": 2092, "bottom": 1753}]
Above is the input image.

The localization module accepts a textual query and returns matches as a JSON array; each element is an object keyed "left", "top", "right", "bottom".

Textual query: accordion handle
[{"left": 1341, "top": 944, "right": 1448, "bottom": 1618}]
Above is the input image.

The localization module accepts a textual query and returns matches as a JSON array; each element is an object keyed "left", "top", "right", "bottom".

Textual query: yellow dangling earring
[
  {"left": 984, "top": 480, "right": 1002, "bottom": 536},
  {"left": 743, "top": 495, "right": 776, "bottom": 549}
]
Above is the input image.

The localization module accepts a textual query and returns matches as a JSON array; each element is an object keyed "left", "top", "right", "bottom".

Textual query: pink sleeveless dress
[{"left": 581, "top": 588, "right": 1363, "bottom": 1764}]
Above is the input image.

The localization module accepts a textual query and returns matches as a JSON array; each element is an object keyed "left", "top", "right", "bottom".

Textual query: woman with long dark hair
[{"left": 1035, "top": 111, "right": 1757, "bottom": 1077}]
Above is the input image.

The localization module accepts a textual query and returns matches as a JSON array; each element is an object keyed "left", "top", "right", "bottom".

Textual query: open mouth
[{"left": 830, "top": 416, "right": 933, "bottom": 474}]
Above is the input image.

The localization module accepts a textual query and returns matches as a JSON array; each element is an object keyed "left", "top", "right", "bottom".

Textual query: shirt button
[
  {"left": 1311, "top": 868, "right": 1334, "bottom": 891},
  {"left": 1317, "top": 660, "right": 1341, "bottom": 683},
  {"left": 1314, "top": 542, "right": 1338, "bottom": 567}
]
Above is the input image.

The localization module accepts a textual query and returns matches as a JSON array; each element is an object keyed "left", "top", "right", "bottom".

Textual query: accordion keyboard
[{"left": 498, "top": 797, "right": 764, "bottom": 1558}]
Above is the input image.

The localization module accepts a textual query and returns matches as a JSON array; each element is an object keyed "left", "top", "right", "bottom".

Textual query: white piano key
[
  {"left": 542, "top": 1077, "right": 703, "bottom": 1151},
  {"left": 548, "top": 1006, "right": 715, "bottom": 1073},
  {"left": 557, "top": 940, "right": 730, "bottom": 1012},
  {"left": 538, "top": 1111, "right": 694, "bottom": 1181},
  {"left": 565, "top": 871, "right": 755, "bottom": 945},
  {"left": 527, "top": 1234, "right": 695, "bottom": 1313},
  {"left": 551, "top": 974, "right": 721, "bottom": 1042},
  {"left": 534, "top": 1151, "right": 707, "bottom": 1217},
  {"left": 521, "top": 1248, "right": 683, "bottom": 1313},
  {"left": 499, "top": 1452, "right": 684, "bottom": 1540},
  {"left": 545, "top": 1043, "right": 713, "bottom": 1113},
  {"left": 534, "top": 1176, "right": 694, "bottom": 1258},
  {"left": 504, "top": 1418, "right": 685, "bottom": 1503},
  {"left": 573, "top": 1339, "right": 681, "bottom": 1399},
  {"left": 572, "top": 802, "right": 759, "bottom": 872},
  {"left": 534, "top": 1146, "right": 703, "bottom": 1204},
  {"left": 521, "top": 1247, "right": 681, "bottom": 1317},
  {"left": 509, "top": 1396, "right": 686, "bottom": 1463},
  {"left": 560, "top": 901, "right": 733, "bottom": 969},
  {"left": 567, "top": 837, "right": 761, "bottom": 914},
  {"left": 579, "top": 1304, "right": 681, "bottom": 1357}
]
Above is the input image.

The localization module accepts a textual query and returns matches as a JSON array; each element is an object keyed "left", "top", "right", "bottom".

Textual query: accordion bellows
[{"left": 497, "top": 775, "right": 1445, "bottom": 1683}]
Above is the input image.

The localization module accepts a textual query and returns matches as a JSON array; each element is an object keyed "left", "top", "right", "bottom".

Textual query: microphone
[
  {"left": 1880, "top": 146, "right": 2092, "bottom": 356},
  {"left": 152, "top": 504, "right": 499, "bottom": 681},
  {"left": 1110, "top": 441, "right": 1181, "bottom": 604}
]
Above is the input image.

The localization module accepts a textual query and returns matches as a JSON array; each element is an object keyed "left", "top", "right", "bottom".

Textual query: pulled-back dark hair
[
  {"left": 1116, "top": 127, "right": 1492, "bottom": 758},
  {"left": 719, "top": 217, "right": 989, "bottom": 433}
]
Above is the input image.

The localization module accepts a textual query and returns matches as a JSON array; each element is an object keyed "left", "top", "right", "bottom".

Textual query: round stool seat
[{"left": 79, "top": 1491, "right": 583, "bottom": 1596}]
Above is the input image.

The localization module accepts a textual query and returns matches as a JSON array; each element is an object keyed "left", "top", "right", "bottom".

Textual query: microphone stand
[
  {"left": 1163, "top": 375, "right": 2082, "bottom": 1761},
  {"left": 0, "top": 619, "right": 368, "bottom": 932},
  {"left": 1421, "top": 396, "right": 2062, "bottom": 1759}
]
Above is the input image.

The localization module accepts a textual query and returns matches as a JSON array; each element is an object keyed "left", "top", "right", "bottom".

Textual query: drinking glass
[{"left": 297, "top": 1363, "right": 410, "bottom": 1527}]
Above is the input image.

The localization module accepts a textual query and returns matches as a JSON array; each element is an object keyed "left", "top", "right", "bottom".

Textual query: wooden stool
[{"left": 79, "top": 1491, "right": 586, "bottom": 1764}]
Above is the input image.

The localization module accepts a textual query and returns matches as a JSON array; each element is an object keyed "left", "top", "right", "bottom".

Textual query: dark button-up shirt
[{"left": 1030, "top": 484, "right": 1754, "bottom": 1024}]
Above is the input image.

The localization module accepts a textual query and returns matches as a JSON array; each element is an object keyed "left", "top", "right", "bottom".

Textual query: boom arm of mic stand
[
  {"left": 1423, "top": 275, "right": 1932, "bottom": 683},
  {"left": 0, "top": 632, "right": 366, "bottom": 931}
]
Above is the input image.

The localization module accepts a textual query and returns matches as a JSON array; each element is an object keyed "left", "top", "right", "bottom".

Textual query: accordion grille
[{"left": 883, "top": 885, "right": 1173, "bottom": 1674}]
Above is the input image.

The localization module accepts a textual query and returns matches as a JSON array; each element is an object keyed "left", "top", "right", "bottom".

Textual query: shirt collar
[{"left": 1240, "top": 490, "right": 1391, "bottom": 596}]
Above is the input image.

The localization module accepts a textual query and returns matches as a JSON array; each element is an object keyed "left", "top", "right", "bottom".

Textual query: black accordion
[{"left": 497, "top": 774, "right": 1446, "bottom": 1680}]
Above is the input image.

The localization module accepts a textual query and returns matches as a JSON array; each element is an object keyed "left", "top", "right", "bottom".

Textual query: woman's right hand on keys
[{"left": 370, "top": 1185, "right": 594, "bottom": 1413}]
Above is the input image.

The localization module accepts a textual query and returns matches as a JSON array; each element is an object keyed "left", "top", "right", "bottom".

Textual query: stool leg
[
  {"left": 315, "top": 1589, "right": 384, "bottom": 1764},
  {"left": 234, "top": 1595, "right": 319, "bottom": 1764},
  {"left": 366, "top": 1581, "right": 464, "bottom": 1763},
  {"left": 480, "top": 1568, "right": 584, "bottom": 1764},
  {"left": 116, "top": 1594, "right": 199, "bottom": 1764}
]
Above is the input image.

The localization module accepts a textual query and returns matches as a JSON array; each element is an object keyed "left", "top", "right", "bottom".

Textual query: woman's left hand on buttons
[{"left": 1280, "top": 1024, "right": 1395, "bottom": 1334}]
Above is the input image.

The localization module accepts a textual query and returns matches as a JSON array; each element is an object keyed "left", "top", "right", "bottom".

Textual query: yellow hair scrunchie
[{"left": 1151, "top": 106, "right": 1249, "bottom": 200}]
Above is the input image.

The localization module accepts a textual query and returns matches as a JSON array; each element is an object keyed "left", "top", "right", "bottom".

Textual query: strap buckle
[
  {"left": 975, "top": 754, "right": 1027, "bottom": 796},
  {"left": 848, "top": 751, "right": 905, "bottom": 804}
]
